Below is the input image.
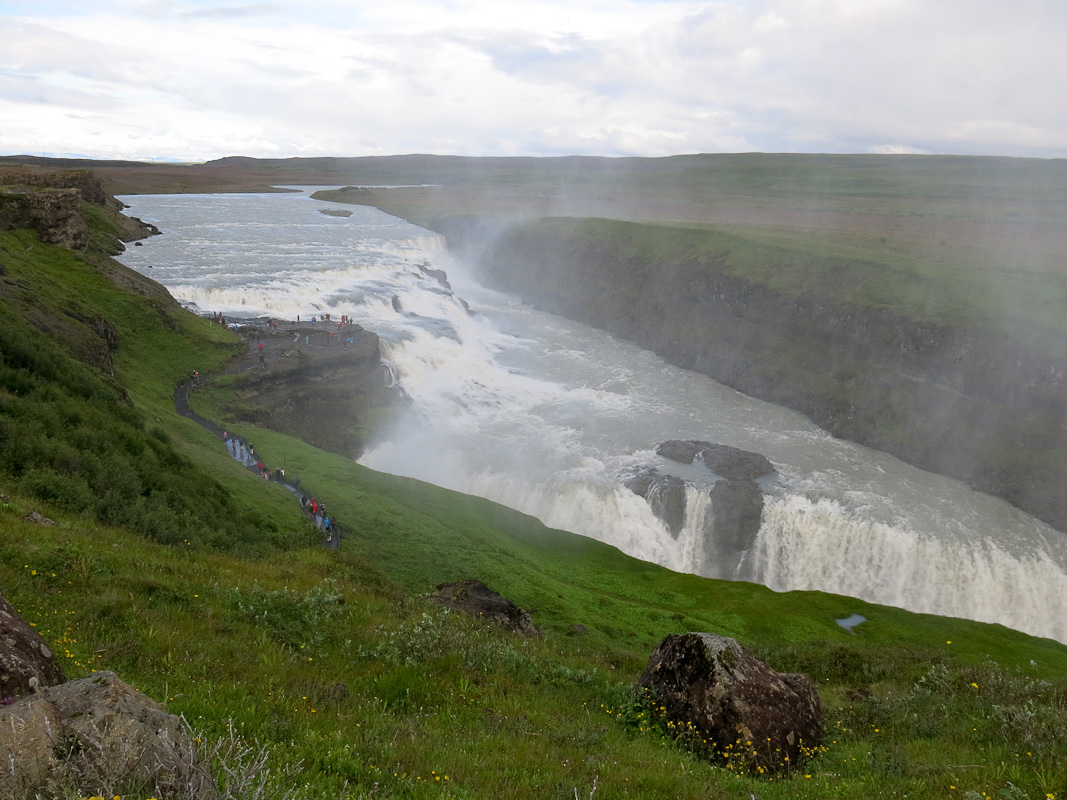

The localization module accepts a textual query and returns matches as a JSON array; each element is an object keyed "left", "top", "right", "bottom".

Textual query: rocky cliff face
[
  {"left": 443, "top": 216, "right": 1067, "bottom": 534},
  {"left": 210, "top": 325, "right": 402, "bottom": 459},
  {"left": 0, "top": 187, "right": 89, "bottom": 249},
  {"left": 0, "top": 166, "right": 110, "bottom": 206},
  {"left": 0, "top": 166, "right": 158, "bottom": 251}
]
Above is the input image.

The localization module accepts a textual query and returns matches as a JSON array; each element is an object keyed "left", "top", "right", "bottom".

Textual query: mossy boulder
[{"left": 637, "top": 632, "right": 823, "bottom": 773}]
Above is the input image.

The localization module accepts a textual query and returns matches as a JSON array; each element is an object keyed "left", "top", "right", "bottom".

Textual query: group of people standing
[
  {"left": 221, "top": 431, "right": 340, "bottom": 549},
  {"left": 301, "top": 495, "right": 339, "bottom": 547}
]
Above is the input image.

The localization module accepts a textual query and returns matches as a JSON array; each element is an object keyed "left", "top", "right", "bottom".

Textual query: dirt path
[{"left": 174, "top": 318, "right": 357, "bottom": 550}]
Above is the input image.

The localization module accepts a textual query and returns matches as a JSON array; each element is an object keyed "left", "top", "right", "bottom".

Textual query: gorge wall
[
  {"left": 433, "top": 215, "right": 1067, "bottom": 534},
  {"left": 0, "top": 166, "right": 159, "bottom": 252},
  {"left": 206, "top": 325, "right": 401, "bottom": 460}
]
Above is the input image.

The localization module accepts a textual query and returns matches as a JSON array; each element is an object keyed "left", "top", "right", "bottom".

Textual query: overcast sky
[{"left": 1, "top": 0, "right": 1065, "bottom": 162}]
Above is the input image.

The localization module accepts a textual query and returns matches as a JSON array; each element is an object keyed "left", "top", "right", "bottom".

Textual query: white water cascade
[{"left": 118, "top": 188, "right": 1067, "bottom": 644}]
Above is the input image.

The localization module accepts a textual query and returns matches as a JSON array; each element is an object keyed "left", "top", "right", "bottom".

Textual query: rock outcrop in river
[{"left": 627, "top": 441, "right": 774, "bottom": 578}]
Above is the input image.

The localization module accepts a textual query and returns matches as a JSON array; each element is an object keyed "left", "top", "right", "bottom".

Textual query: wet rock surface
[
  {"left": 627, "top": 442, "right": 771, "bottom": 569},
  {"left": 637, "top": 632, "right": 823, "bottom": 772},
  {"left": 419, "top": 263, "right": 452, "bottom": 289},
  {"left": 625, "top": 468, "right": 687, "bottom": 537},
  {"left": 657, "top": 440, "right": 776, "bottom": 481},
  {"left": 703, "top": 479, "right": 764, "bottom": 574}
]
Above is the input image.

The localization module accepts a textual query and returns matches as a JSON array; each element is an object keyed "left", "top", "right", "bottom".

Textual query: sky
[{"left": 1, "top": 0, "right": 1065, "bottom": 162}]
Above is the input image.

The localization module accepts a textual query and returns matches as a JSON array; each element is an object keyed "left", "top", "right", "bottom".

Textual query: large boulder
[
  {"left": 637, "top": 633, "right": 822, "bottom": 773},
  {"left": 0, "top": 590, "right": 65, "bottom": 700},
  {"left": 434, "top": 579, "right": 539, "bottom": 636},
  {"left": 625, "top": 468, "right": 688, "bottom": 537},
  {"left": 657, "top": 440, "right": 775, "bottom": 481},
  {"left": 0, "top": 671, "right": 218, "bottom": 798}
]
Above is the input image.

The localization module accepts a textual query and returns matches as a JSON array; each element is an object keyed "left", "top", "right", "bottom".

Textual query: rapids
[{"left": 117, "top": 188, "right": 1067, "bottom": 644}]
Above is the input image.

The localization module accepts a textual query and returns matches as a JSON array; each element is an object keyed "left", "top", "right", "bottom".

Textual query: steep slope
[{"left": 0, "top": 166, "right": 299, "bottom": 550}]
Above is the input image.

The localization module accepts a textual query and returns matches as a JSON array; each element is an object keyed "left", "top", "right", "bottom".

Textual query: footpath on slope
[{"left": 173, "top": 316, "right": 365, "bottom": 550}]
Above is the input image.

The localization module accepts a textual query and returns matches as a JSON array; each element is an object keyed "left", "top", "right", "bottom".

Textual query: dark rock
[
  {"left": 0, "top": 188, "right": 89, "bottom": 249},
  {"left": 625, "top": 468, "right": 688, "bottom": 536},
  {"left": 701, "top": 479, "right": 764, "bottom": 577},
  {"left": 657, "top": 440, "right": 775, "bottom": 481},
  {"left": 391, "top": 295, "right": 403, "bottom": 313},
  {"left": 0, "top": 591, "right": 65, "bottom": 699},
  {"left": 22, "top": 511, "right": 56, "bottom": 526},
  {"left": 434, "top": 579, "right": 539, "bottom": 636},
  {"left": 637, "top": 632, "right": 823, "bottom": 773},
  {"left": 655, "top": 440, "right": 706, "bottom": 464},
  {"left": 0, "top": 671, "right": 219, "bottom": 798},
  {"left": 700, "top": 443, "right": 776, "bottom": 481},
  {"left": 419, "top": 264, "right": 452, "bottom": 290}
]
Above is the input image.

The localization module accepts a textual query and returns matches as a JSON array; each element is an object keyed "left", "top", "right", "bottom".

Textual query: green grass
[
  {"left": 3, "top": 461, "right": 1067, "bottom": 799},
  {"left": 0, "top": 218, "right": 297, "bottom": 551},
  {"left": 3, "top": 172, "right": 1067, "bottom": 799}
]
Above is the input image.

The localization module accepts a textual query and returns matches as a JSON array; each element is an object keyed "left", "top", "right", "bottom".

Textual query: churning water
[{"left": 118, "top": 188, "right": 1067, "bottom": 643}]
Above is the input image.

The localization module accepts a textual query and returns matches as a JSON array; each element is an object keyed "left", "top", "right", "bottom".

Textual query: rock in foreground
[
  {"left": 0, "top": 590, "right": 65, "bottom": 700},
  {"left": 637, "top": 632, "right": 822, "bottom": 773},
  {"left": 0, "top": 671, "right": 218, "bottom": 798}
]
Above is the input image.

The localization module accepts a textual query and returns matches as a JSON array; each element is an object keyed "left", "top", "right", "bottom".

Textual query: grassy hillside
[{"left": 2, "top": 170, "right": 1067, "bottom": 799}]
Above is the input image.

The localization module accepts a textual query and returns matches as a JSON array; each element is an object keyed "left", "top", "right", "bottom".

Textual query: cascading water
[{"left": 117, "top": 188, "right": 1067, "bottom": 644}]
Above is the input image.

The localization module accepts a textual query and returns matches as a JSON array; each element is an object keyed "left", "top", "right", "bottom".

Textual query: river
[{"left": 117, "top": 187, "right": 1067, "bottom": 644}]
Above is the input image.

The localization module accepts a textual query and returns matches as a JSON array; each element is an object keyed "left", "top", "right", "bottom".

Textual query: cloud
[
  {"left": 183, "top": 4, "right": 281, "bottom": 19},
  {"left": 1, "top": 0, "right": 1065, "bottom": 160},
  {"left": 868, "top": 144, "right": 933, "bottom": 155}
]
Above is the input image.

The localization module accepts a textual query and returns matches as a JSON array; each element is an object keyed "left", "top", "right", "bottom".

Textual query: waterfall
[
  {"left": 752, "top": 495, "right": 1067, "bottom": 642},
  {"left": 116, "top": 188, "right": 1067, "bottom": 644}
]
